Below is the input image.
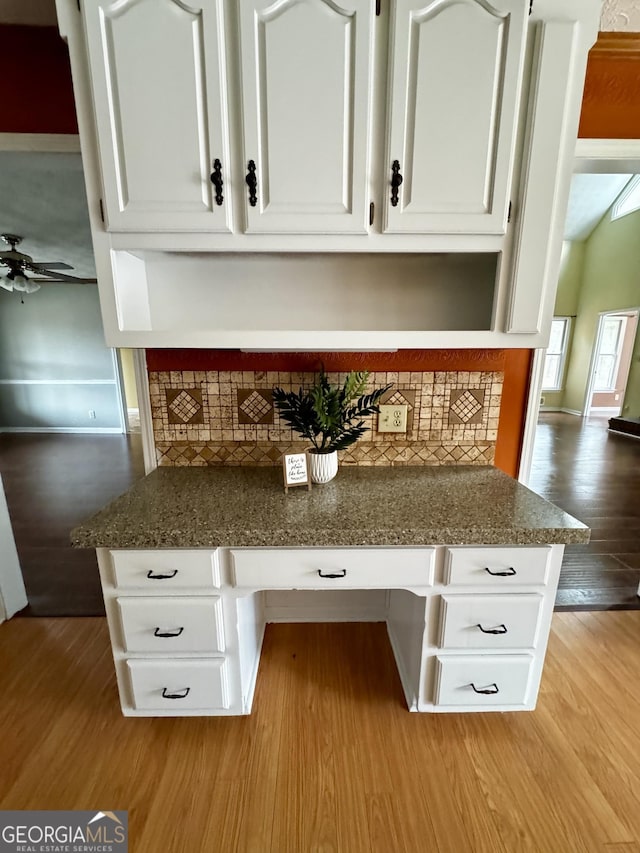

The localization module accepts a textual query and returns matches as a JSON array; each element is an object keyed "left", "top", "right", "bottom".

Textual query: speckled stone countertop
[{"left": 71, "top": 465, "right": 590, "bottom": 549}]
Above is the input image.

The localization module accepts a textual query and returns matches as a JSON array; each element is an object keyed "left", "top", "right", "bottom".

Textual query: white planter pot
[{"left": 308, "top": 450, "right": 338, "bottom": 484}]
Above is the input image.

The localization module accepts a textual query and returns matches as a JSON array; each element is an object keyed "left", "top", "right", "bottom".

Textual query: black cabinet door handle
[
  {"left": 246, "top": 160, "right": 257, "bottom": 207},
  {"left": 484, "top": 566, "right": 516, "bottom": 577},
  {"left": 390, "top": 160, "right": 403, "bottom": 207},
  {"left": 210, "top": 158, "right": 224, "bottom": 206},
  {"left": 476, "top": 623, "right": 508, "bottom": 634},
  {"left": 162, "top": 687, "right": 190, "bottom": 699},
  {"left": 317, "top": 569, "right": 347, "bottom": 579},
  {"left": 146, "top": 569, "right": 178, "bottom": 580},
  {"left": 469, "top": 682, "right": 499, "bottom": 695},
  {"left": 153, "top": 627, "right": 185, "bottom": 638}
]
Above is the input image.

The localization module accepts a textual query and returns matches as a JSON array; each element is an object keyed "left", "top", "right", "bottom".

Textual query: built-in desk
[{"left": 74, "top": 467, "right": 589, "bottom": 716}]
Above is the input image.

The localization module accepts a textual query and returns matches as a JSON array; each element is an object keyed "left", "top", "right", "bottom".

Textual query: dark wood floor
[
  {"left": 1, "top": 416, "right": 638, "bottom": 616},
  {"left": 530, "top": 412, "right": 640, "bottom": 611},
  {"left": 0, "top": 433, "right": 145, "bottom": 616}
]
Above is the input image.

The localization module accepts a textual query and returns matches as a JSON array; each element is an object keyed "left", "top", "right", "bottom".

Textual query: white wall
[{"left": 0, "top": 284, "right": 123, "bottom": 432}]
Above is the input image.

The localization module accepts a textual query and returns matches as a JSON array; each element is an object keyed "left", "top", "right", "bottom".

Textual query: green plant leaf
[{"left": 272, "top": 375, "right": 394, "bottom": 453}]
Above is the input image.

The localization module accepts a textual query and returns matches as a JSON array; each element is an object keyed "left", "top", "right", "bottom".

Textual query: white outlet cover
[{"left": 378, "top": 404, "right": 408, "bottom": 433}]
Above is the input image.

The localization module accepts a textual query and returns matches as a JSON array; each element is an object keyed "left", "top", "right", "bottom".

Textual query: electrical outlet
[
  {"left": 88, "top": 410, "right": 96, "bottom": 419},
  {"left": 378, "top": 404, "right": 408, "bottom": 433}
]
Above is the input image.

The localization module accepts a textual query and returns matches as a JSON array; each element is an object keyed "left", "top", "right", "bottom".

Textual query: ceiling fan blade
[
  {"left": 28, "top": 261, "right": 75, "bottom": 271},
  {"left": 32, "top": 269, "right": 98, "bottom": 284}
]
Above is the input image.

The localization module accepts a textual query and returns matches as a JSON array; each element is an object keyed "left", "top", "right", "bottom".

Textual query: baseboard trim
[{"left": 560, "top": 408, "right": 583, "bottom": 417}]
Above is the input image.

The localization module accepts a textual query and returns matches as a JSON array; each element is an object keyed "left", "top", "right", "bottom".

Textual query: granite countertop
[{"left": 71, "top": 465, "right": 590, "bottom": 549}]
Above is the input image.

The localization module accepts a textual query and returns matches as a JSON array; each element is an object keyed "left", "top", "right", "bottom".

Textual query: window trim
[
  {"left": 611, "top": 174, "right": 640, "bottom": 221},
  {"left": 593, "top": 315, "right": 626, "bottom": 392},
  {"left": 542, "top": 316, "right": 572, "bottom": 392}
]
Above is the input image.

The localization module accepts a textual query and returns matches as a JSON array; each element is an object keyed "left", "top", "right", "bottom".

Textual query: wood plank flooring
[
  {"left": 0, "top": 615, "right": 639, "bottom": 852},
  {"left": 0, "top": 433, "right": 144, "bottom": 616},
  {"left": 530, "top": 413, "right": 640, "bottom": 610}
]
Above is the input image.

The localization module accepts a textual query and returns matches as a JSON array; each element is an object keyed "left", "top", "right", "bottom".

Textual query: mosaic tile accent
[
  {"left": 166, "top": 389, "right": 204, "bottom": 425},
  {"left": 237, "top": 389, "right": 274, "bottom": 425},
  {"left": 449, "top": 389, "right": 485, "bottom": 425},
  {"left": 148, "top": 369, "right": 503, "bottom": 468}
]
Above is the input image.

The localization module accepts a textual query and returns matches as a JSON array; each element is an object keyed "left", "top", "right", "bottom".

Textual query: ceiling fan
[{"left": 0, "top": 233, "right": 98, "bottom": 294}]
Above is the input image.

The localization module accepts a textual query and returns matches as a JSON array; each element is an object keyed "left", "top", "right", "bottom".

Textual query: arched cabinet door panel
[
  {"left": 82, "top": 0, "right": 232, "bottom": 232},
  {"left": 238, "top": 0, "right": 374, "bottom": 234},
  {"left": 383, "top": 0, "right": 527, "bottom": 235}
]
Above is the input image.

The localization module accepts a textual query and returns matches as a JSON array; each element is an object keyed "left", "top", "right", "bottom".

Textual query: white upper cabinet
[
  {"left": 383, "top": 0, "right": 527, "bottom": 235},
  {"left": 237, "top": 0, "right": 374, "bottom": 234},
  {"left": 82, "top": 0, "right": 232, "bottom": 232}
]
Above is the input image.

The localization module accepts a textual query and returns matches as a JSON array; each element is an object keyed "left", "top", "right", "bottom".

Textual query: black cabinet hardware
[
  {"left": 246, "top": 160, "right": 257, "bottom": 207},
  {"left": 476, "top": 623, "right": 508, "bottom": 634},
  {"left": 469, "top": 682, "right": 499, "bottom": 695},
  {"left": 210, "top": 158, "right": 224, "bottom": 206},
  {"left": 391, "top": 160, "right": 403, "bottom": 207},
  {"left": 162, "top": 687, "right": 190, "bottom": 699},
  {"left": 484, "top": 566, "right": 516, "bottom": 577},
  {"left": 154, "top": 627, "right": 185, "bottom": 638},
  {"left": 317, "top": 569, "right": 347, "bottom": 579}
]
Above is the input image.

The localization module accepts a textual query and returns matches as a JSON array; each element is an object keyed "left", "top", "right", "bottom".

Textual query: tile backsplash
[{"left": 149, "top": 368, "right": 502, "bottom": 467}]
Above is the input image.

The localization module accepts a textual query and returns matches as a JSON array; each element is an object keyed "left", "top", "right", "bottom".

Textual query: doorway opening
[{"left": 584, "top": 310, "right": 639, "bottom": 417}]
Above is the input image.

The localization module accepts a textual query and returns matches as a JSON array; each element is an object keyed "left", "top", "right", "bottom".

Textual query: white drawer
[
  {"left": 127, "top": 659, "right": 230, "bottom": 711},
  {"left": 445, "top": 547, "right": 550, "bottom": 587},
  {"left": 439, "top": 594, "right": 544, "bottom": 650},
  {"left": 110, "top": 550, "right": 220, "bottom": 589},
  {"left": 117, "top": 597, "right": 225, "bottom": 653},
  {"left": 231, "top": 548, "right": 435, "bottom": 590},
  {"left": 434, "top": 654, "right": 534, "bottom": 707}
]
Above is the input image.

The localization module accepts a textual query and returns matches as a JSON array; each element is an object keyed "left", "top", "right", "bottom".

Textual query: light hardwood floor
[{"left": 1, "top": 615, "right": 639, "bottom": 852}]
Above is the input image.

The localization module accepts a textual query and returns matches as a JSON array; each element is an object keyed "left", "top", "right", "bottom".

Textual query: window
[
  {"left": 593, "top": 316, "right": 626, "bottom": 391},
  {"left": 542, "top": 317, "right": 571, "bottom": 391},
  {"left": 611, "top": 175, "right": 640, "bottom": 221}
]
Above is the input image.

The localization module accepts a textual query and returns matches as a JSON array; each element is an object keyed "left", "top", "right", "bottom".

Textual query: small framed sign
[{"left": 282, "top": 452, "right": 311, "bottom": 493}]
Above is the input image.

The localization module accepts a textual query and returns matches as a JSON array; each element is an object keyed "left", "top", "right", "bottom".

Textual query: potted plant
[{"left": 273, "top": 369, "right": 391, "bottom": 483}]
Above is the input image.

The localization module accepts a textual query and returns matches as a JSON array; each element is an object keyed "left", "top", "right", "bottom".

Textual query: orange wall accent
[
  {"left": 145, "top": 348, "right": 506, "bottom": 372},
  {"left": 147, "top": 348, "right": 533, "bottom": 478},
  {"left": 579, "top": 33, "right": 640, "bottom": 138},
  {"left": 495, "top": 349, "right": 533, "bottom": 478}
]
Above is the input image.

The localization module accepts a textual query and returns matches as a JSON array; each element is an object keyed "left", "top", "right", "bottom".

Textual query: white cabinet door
[
  {"left": 82, "top": 0, "right": 232, "bottom": 232},
  {"left": 238, "top": 0, "right": 373, "bottom": 234},
  {"left": 384, "top": 0, "right": 527, "bottom": 235}
]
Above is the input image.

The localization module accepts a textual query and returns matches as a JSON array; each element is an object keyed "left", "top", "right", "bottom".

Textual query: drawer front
[
  {"left": 117, "top": 597, "right": 225, "bottom": 653},
  {"left": 231, "top": 548, "right": 435, "bottom": 590},
  {"left": 439, "top": 594, "right": 544, "bottom": 650},
  {"left": 445, "top": 547, "right": 550, "bottom": 587},
  {"left": 434, "top": 655, "right": 534, "bottom": 707},
  {"left": 127, "top": 659, "right": 230, "bottom": 711},
  {"left": 110, "top": 550, "right": 220, "bottom": 589}
]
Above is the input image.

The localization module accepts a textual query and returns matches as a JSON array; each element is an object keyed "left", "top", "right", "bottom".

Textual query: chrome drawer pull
[
  {"left": 484, "top": 566, "right": 516, "bottom": 577},
  {"left": 162, "top": 687, "right": 190, "bottom": 700},
  {"left": 146, "top": 569, "right": 178, "bottom": 580},
  {"left": 469, "top": 682, "right": 499, "bottom": 695},
  {"left": 476, "top": 623, "right": 507, "bottom": 635},
  {"left": 317, "top": 569, "right": 347, "bottom": 579},
  {"left": 153, "top": 627, "right": 185, "bottom": 638}
]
